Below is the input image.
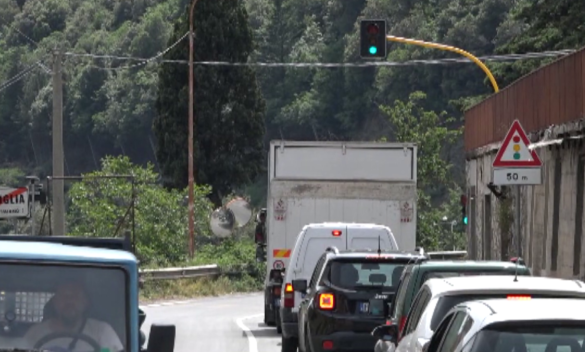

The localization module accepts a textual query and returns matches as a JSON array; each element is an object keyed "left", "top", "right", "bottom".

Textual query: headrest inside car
[{"left": 369, "top": 273, "right": 387, "bottom": 284}]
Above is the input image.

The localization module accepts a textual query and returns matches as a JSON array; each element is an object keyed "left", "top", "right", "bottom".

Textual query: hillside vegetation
[{"left": 1, "top": 0, "right": 583, "bottom": 260}]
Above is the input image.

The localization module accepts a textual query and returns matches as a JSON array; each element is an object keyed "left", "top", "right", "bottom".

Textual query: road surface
[{"left": 141, "top": 292, "right": 281, "bottom": 352}]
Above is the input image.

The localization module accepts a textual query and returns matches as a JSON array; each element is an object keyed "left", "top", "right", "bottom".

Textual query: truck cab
[{"left": 0, "top": 235, "right": 175, "bottom": 352}]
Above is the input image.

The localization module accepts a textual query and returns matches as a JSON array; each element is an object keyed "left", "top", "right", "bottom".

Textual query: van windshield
[
  {"left": 0, "top": 263, "right": 127, "bottom": 352},
  {"left": 328, "top": 258, "right": 411, "bottom": 290}
]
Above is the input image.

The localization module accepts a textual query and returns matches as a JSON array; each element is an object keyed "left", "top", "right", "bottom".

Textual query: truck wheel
[
  {"left": 281, "top": 336, "right": 298, "bottom": 352},
  {"left": 264, "top": 304, "right": 275, "bottom": 326}
]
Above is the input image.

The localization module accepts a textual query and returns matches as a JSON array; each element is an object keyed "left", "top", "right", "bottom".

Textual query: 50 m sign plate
[{"left": 0, "top": 187, "right": 29, "bottom": 219}]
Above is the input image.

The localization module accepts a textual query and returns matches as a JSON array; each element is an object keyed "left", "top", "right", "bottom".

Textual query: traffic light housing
[
  {"left": 461, "top": 195, "right": 468, "bottom": 225},
  {"left": 360, "top": 20, "right": 387, "bottom": 59}
]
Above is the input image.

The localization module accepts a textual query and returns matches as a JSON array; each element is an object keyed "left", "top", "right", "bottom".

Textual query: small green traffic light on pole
[{"left": 360, "top": 19, "right": 387, "bottom": 59}]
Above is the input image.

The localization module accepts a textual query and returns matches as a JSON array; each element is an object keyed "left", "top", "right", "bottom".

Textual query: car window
[
  {"left": 328, "top": 259, "right": 409, "bottom": 290},
  {"left": 427, "top": 312, "right": 457, "bottom": 352},
  {"left": 437, "top": 312, "right": 468, "bottom": 352},
  {"left": 0, "top": 263, "right": 127, "bottom": 352},
  {"left": 391, "top": 268, "right": 411, "bottom": 319},
  {"left": 471, "top": 321, "right": 585, "bottom": 352},
  {"left": 403, "top": 287, "right": 431, "bottom": 335},
  {"left": 430, "top": 293, "right": 581, "bottom": 331},
  {"left": 309, "top": 254, "right": 326, "bottom": 288}
]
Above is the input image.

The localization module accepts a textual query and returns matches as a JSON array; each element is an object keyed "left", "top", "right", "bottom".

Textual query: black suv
[{"left": 292, "top": 247, "right": 425, "bottom": 352}]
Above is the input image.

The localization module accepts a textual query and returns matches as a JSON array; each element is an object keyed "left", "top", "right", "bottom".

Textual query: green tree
[
  {"left": 67, "top": 155, "right": 213, "bottom": 266},
  {"left": 153, "top": 0, "right": 266, "bottom": 205},
  {"left": 491, "top": 0, "right": 585, "bottom": 86},
  {"left": 380, "top": 91, "right": 462, "bottom": 250}
]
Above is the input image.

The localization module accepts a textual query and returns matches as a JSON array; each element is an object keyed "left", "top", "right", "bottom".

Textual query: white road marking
[{"left": 235, "top": 314, "right": 263, "bottom": 352}]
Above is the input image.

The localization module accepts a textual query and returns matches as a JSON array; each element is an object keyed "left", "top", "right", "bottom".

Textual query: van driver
[{"left": 24, "top": 280, "right": 123, "bottom": 352}]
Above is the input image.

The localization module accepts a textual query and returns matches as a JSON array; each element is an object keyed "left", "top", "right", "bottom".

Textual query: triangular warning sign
[{"left": 493, "top": 119, "right": 542, "bottom": 168}]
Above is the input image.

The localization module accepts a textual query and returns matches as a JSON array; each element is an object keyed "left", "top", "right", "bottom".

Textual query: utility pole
[
  {"left": 52, "top": 50, "right": 65, "bottom": 236},
  {"left": 187, "top": 0, "right": 199, "bottom": 258}
]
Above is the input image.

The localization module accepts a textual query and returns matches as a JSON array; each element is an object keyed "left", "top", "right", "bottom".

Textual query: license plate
[
  {"left": 359, "top": 302, "right": 370, "bottom": 313},
  {"left": 369, "top": 299, "right": 384, "bottom": 315},
  {"left": 275, "top": 298, "right": 281, "bottom": 307}
]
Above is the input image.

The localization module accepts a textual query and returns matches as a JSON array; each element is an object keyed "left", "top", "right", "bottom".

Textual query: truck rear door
[{"left": 346, "top": 225, "right": 398, "bottom": 251}]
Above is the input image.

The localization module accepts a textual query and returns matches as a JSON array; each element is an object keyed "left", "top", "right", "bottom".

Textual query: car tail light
[
  {"left": 507, "top": 294, "right": 531, "bottom": 300},
  {"left": 284, "top": 283, "right": 294, "bottom": 307},
  {"left": 332, "top": 230, "right": 342, "bottom": 236},
  {"left": 322, "top": 340, "right": 334, "bottom": 350},
  {"left": 273, "top": 286, "right": 281, "bottom": 296},
  {"left": 319, "top": 293, "right": 335, "bottom": 310},
  {"left": 398, "top": 316, "right": 407, "bottom": 338}
]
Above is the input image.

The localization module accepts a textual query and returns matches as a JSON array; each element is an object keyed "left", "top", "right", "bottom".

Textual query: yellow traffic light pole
[{"left": 386, "top": 35, "right": 499, "bottom": 93}]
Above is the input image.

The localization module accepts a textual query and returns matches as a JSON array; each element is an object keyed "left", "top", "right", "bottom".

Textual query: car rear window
[
  {"left": 328, "top": 258, "right": 411, "bottom": 290},
  {"left": 422, "top": 270, "right": 529, "bottom": 283},
  {"left": 472, "top": 321, "right": 585, "bottom": 352},
  {"left": 430, "top": 294, "right": 584, "bottom": 330}
]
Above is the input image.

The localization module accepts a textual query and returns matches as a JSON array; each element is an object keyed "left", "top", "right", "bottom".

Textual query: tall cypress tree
[{"left": 154, "top": 0, "right": 266, "bottom": 204}]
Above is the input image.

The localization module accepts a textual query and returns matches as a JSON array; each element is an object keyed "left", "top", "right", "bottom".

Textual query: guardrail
[
  {"left": 139, "top": 264, "right": 220, "bottom": 281},
  {"left": 139, "top": 263, "right": 258, "bottom": 281}
]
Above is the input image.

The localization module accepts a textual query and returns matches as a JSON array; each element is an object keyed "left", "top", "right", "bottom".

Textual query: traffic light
[
  {"left": 461, "top": 195, "right": 468, "bottom": 225},
  {"left": 360, "top": 20, "right": 387, "bottom": 59}
]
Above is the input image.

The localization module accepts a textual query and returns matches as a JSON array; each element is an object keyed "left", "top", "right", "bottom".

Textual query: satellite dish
[
  {"left": 209, "top": 197, "right": 253, "bottom": 237},
  {"left": 210, "top": 207, "right": 235, "bottom": 238},
  {"left": 226, "top": 197, "right": 252, "bottom": 228}
]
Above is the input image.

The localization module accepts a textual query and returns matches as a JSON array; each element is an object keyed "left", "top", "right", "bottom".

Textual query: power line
[
  {"left": 64, "top": 32, "right": 190, "bottom": 71},
  {"left": 3, "top": 24, "right": 39, "bottom": 47},
  {"left": 0, "top": 62, "right": 41, "bottom": 93},
  {"left": 62, "top": 30, "right": 574, "bottom": 70}
]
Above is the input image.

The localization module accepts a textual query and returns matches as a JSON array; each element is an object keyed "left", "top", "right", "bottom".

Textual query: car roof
[
  {"left": 424, "top": 275, "right": 585, "bottom": 296},
  {"left": 413, "top": 260, "right": 523, "bottom": 270},
  {"left": 463, "top": 298, "right": 585, "bottom": 325},
  {"left": 330, "top": 250, "right": 424, "bottom": 260},
  {"left": 302, "top": 222, "right": 391, "bottom": 230},
  {"left": 0, "top": 240, "right": 137, "bottom": 264}
]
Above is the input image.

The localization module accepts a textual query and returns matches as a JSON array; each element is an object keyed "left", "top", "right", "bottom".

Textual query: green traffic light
[
  {"left": 463, "top": 217, "right": 468, "bottom": 225},
  {"left": 369, "top": 46, "right": 377, "bottom": 55}
]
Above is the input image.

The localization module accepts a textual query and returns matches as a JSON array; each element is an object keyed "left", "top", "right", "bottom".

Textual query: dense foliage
[
  {"left": 154, "top": 0, "right": 265, "bottom": 204},
  {"left": 2, "top": 0, "right": 583, "bottom": 250},
  {"left": 67, "top": 155, "right": 213, "bottom": 266}
]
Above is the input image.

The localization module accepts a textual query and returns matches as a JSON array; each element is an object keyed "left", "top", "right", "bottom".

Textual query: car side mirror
[
  {"left": 371, "top": 324, "right": 398, "bottom": 343},
  {"left": 147, "top": 324, "right": 175, "bottom": 352},
  {"left": 292, "top": 279, "right": 308, "bottom": 293}
]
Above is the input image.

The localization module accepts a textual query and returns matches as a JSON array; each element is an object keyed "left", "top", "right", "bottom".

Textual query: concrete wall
[{"left": 467, "top": 139, "right": 585, "bottom": 279}]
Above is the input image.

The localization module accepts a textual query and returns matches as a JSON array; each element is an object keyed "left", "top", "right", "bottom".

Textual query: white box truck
[{"left": 262, "top": 140, "right": 418, "bottom": 330}]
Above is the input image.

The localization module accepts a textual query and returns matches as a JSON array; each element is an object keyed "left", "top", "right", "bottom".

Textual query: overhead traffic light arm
[{"left": 359, "top": 20, "right": 500, "bottom": 93}]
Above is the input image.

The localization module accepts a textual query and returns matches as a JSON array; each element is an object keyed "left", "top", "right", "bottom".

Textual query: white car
[
  {"left": 372, "top": 275, "right": 585, "bottom": 352},
  {"left": 423, "top": 298, "right": 585, "bottom": 352}
]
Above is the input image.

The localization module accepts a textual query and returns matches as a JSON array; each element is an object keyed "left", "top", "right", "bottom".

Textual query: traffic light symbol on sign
[
  {"left": 360, "top": 20, "right": 387, "bottom": 59},
  {"left": 512, "top": 135, "right": 521, "bottom": 160}
]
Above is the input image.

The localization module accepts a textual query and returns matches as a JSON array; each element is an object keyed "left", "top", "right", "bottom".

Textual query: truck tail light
[
  {"left": 318, "top": 293, "right": 335, "bottom": 310},
  {"left": 332, "top": 230, "right": 342, "bottom": 236},
  {"left": 284, "top": 283, "right": 294, "bottom": 307}
]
